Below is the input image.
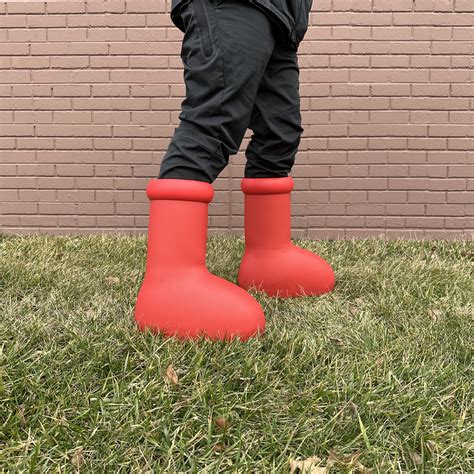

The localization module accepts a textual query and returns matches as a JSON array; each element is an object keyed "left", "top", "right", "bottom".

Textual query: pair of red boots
[{"left": 134, "top": 176, "right": 335, "bottom": 341}]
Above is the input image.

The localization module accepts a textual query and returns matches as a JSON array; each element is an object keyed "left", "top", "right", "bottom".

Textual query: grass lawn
[{"left": 0, "top": 234, "right": 472, "bottom": 471}]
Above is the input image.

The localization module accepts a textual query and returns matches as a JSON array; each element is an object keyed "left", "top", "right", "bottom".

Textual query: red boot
[
  {"left": 237, "top": 176, "right": 335, "bottom": 297},
  {"left": 134, "top": 178, "right": 265, "bottom": 340}
]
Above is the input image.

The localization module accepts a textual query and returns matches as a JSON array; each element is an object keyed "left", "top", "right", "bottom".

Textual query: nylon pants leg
[{"left": 244, "top": 40, "right": 303, "bottom": 178}]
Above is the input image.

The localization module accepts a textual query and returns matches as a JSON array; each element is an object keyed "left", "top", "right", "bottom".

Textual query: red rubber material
[
  {"left": 241, "top": 176, "right": 294, "bottom": 195},
  {"left": 146, "top": 178, "right": 214, "bottom": 203},
  {"left": 238, "top": 176, "right": 336, "bottom": 298},
  {"left": 135, "top": 178, "right": 265, "bottom": 340}
]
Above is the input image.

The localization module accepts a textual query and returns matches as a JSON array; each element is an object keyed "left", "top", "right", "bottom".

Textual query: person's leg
[
  {"left": 237, "top": 40, "right": 336, "bottom": 298},
  {"left": 136, "top": 0, "right": 277, "bottom": 340},
  {"left": 159, "top": 0, "right": 276, "bottom": 183},
  {"left": 244, "top": 39, "right": 303, "bottom": 178}
]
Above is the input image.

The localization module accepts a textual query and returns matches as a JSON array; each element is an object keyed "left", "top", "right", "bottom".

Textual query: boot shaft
[
  {"left": 145, "top": 179, "right": 214, "bottom": 271},
  {"left": 241, "top": 177, "right": 294, "bottom": 249}
]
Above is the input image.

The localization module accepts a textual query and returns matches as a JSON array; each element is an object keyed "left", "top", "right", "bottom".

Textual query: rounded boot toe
[
  {"left": 135, "top": 270, "right": 265, "bottom": 340},
  {"left": 238, "top": 245, "right": 335, "bottom": 297}
]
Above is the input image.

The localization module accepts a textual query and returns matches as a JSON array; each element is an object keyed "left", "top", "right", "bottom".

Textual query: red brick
[
  {"left": 0, "top": 16, "right": 26, "bottom": 28},
  {"left": 455, "top": 1, "right": 474, "bottom": 12},
  {"left": 388, "top": 178, "right": 428, "bottom": 190},
  {"left": 448, "top": 165, "right": 474, "bottom": 178},
  {"left": 448, "top": 139, "right": 474, "bottom": 150},
  {"left": 414, "top": 27, "right": 452, "bottom": 40},
  {"left": 36, "top": 124, "right": 111, "bottom": 137},
  {"left": 352, "top": 124, "right": 427, "bottom": 137},
  {"left": 7, "top": 2, "right": 45, "bottom": 14},
  {"left": 450, "top": 112, "right": 474, "bottom": 124},
  {"left": 447, "top": 192, "right": 474, "bottom": 204},
  {"left": 369, "top": 191, "right": 407, "bottom": 203},
  {"left": 428, "top": 229, "right": 472, "bottom": 239},
  {"left": 427, "top": 151, "right": 467, "bottom": 163},
  {"left": 27, "top": 15, "right": 67, "bottom": 28},
  {"left": 330, "top": 165, "right": 368, "bottom": 177},
  {"left": 409, "top": 165, "right": 447, "bottom": 177},
  {"left": 75, "top": 177, "right": 114, "bottom": 189},
  {"left": 87, "top": 1, "right": 126, "bottom": 13},
  {"left": 432, "top": 42, "right": 471, "bottom": 54},
  {"left": 406, "top": 216, "right": 444, "bottom": 228},
  {"left": 372, "top": 27, "right": 413, "bottom": 40},
  {"left": 0, "top": 165, "right": 17, "bottom": 176},
  {"left": 369, "top": 165, "right": 409, "bottom": 177},
  {"left": 19, "top": 189, "right": 56, "bottom": 202},
  {"left": 78, "top": 203, "right": 114, "bottom": 215},
  {"left": 397, "top": 13, "right": 471, "bottom": 26},
  {"left": 415, "top": 1, "right": 454, "bottom": 12},
  {"left": 429, "top": 125, "right": 474, "bottom": 137},
  {"left": 16, "top": 138, "right": 55, "bottom": 149},
  {"left": 427, "top": 204, "right": 466, "bottom": 216},
  {"left": 428, "top": 179, "right": 467, "bottom": 191},
  {"left": 37, "top": 177, "right": 75, "bottom": 189},
  {"left": 55, "top": 138, "right": 93, "bottom": 150},
  {"left": 408, "top": 191, "right": 445, "bottom": 204},
  {"left": 368, "top": 139, "right": 407, "bottom": 150},
  {"left": 412, "top": 111, "right": 449, "bottom": 124},
  {"left": 347, "top": 204, "right": 386, "bottom": 215},
  {"left": 39, "top": 203, "right": 78, "bottom": 215},
  {"left": 1, "top": 202, "right": 37, "bottom": 214},
  {"left": 20, "top": 215, "right": 58, "bottom": 227},
  {"left": 57, "top": 190, "right": 95, "bottom": 202},
  {"left": 412, "top": 53, "right": 452, "bottom": 67},
  {"left": 445, "top": 218, "right": 469, "bottom": 229},
  {"left": 386, "top": 204, "right": 425, "bottom": 215},
  {"left": 97, "top": 216, "right": 135, "bottom": 227},
  {"left": 47, "top": 2, "right": 86, "bottom": 14},
  {"left": 349, "top": 178, "right": 389, "bottom": 190},
  {"left": 374, "top": 0, "right": 413, "bottom": 11},
  {"left": 385, "top": 152, "right": 425, "bottom": 164},
  {"left": 327, "top": 216, "right": 365, "bottom": 227},
  {"left": 453, "top": 27, "right": 474, "bottom": 41},
  {"left": 0, "top": 216, "right": 21, "bottom": 227},
  {"left": 95, "top": 165, "right": 132, "bottom": 177},
  {"left": 17, "top": 164, "right": 55, "bottom": 176},
  {"left": 56, "top": 164, "right": 94, "bottom": 176}
]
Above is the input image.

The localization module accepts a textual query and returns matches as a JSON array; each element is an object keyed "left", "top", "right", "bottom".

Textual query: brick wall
[{"left": 0, "top": 0, "right": 473, "bottom": 239}]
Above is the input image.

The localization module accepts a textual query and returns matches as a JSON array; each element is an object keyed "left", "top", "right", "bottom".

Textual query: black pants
[{"left": 159, "top": 0, "right": 303, "bottom": 183}]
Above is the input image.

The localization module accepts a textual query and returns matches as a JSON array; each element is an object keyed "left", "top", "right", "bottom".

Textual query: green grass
[{"left": 0, "top": 234, "right": 472, "bottom": 471}]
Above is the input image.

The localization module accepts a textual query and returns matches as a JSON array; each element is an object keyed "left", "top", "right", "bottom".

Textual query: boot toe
[
  {"left": 295, "top": 247, "right": 335, "bottom": 296},
  {"left": 238, "top": 245, "right": 335, "bottom": 297},
  {"left": 135, "top": 271, "right": 265, "bottom": 340}
]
